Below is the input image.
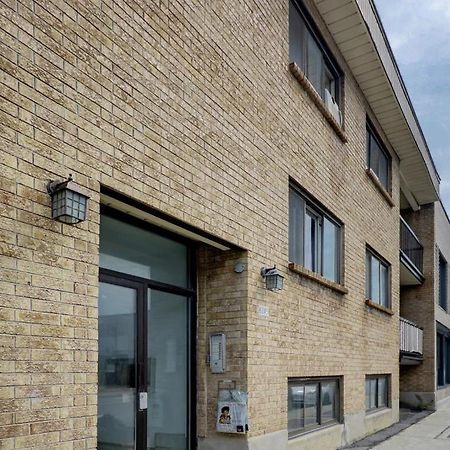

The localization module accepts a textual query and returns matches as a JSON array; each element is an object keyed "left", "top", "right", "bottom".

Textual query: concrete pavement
[{"left": 373, "top": 406, "right": 450, "bottom": 449}]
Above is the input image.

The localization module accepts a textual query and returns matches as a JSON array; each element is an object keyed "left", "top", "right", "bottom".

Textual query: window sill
[
  {"left": 365, "top": 299, "right": 394, "bottom": 316},
  {"left": 288, "top": 262, "right": 348, "bottom": 295},
  {"left": 366, "top": 407, "right": 391, "bottom": 417},
  {"left": 366, "top": 168, "right": 395, "bottom": 207},
  {"left": 288, "top": 62, "right": 347, "bottom": 143}
]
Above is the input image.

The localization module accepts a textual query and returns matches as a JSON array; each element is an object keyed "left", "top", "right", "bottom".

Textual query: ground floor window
[
  {"left": 365, "top": 375, "right": 389, "bottom": 412},
  {"left": 288, "top": 378, "right": 340, "bottom": 438},
  {"left": 437, "top": 331, "right": 450, "bottom": 387}
]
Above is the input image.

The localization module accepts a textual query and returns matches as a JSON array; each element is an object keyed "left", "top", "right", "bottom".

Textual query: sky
[{"left": 375, "top": 0, "right": 450, "bottom": 211}]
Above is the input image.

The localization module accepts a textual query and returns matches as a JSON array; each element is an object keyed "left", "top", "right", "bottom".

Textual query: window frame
[
  {"left": 288, "top": 377, "right": 341, "bottom": 439},
  {"left": 366, "top": 120, "right": 392, "bottom": 192},
  {"left": 289, "top": 183, "right": 342, "bottom": 284},
  {"left": 365, "top": 246, "right": 391, "bottom": 309},
  {"left": 289, "top": 0, "right": 342, "bottom": 104},
  {"left": 439, "top": 252, "right": 448, "bottom": 311},
  {"left": 365, "top": 375, "right": 389, "bottom": 413}
]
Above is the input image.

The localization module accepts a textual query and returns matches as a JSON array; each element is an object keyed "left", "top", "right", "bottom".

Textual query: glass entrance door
[
  {"left": 98, "top": 280, "right": 139, "bottom": 450},
  {"left": 147, "top": 290, "right": 189, "bottom": 450},
  {"left": 98, "top": 211, "right": 194, "bottom": 450}
]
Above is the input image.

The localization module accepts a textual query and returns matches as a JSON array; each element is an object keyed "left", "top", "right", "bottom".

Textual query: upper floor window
[
  {"left": 366, "top": 122, "right": 391, "bottom": 191},
  {"left": 288, "top": 377, "right": 340, "bottom": 438},
  {"left": 439, "top": 252, "right": 448, "bottom": 311},
  {"left": 289, "top": 0, "right": 340, "bottom": 104},
  {"left": 289, "top": 183, "right": 342, "bottom": 283},
  {"left": 365, "top": 375, "right": 389, "bottom": 412},
  {"left": 365, "top": 247, "right": 390, "bottom": 308}
]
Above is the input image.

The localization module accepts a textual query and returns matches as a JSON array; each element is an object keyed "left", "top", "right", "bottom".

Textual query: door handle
[{"left": 139, "top": 392, "right": 148, "bottom": 410}]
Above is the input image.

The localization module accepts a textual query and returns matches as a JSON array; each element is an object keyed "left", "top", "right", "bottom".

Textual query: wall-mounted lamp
[
  {"left": 47, "top": 175, "right": 90, "bottom": 224},
  {"left": 261, "top": 266, "right": 284, "bottom": 291}
]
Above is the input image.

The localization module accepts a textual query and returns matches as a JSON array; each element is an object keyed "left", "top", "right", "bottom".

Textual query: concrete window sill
[
  {"left": 365, "top": 407, "right": 392, "bottom": 418},
  {"left": 366, "top": 168, "right": 395, "bottom": 207},
  {"left": 365, "top": 299, "right": 394, "bottom": 316},
  {"left": 288, "top": 262, "right": 348, "bottom": 295},
  {"left": 288, "top": 62, "right": 348, "bottom": 143}
]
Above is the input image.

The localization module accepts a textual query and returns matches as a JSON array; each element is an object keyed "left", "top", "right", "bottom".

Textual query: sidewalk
[{"left": 373, "top": 406, "right": 450, "bottom": 449}]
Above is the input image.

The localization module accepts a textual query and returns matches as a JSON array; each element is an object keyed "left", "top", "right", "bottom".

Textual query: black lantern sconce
[
  {"left": 47, "top": 175, "right": 90, "bottom": 224},
  {"left": 261, "top": 266, "right": 284, "bottom": 291}
]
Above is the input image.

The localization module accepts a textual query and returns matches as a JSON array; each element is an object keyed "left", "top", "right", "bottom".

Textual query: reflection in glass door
[
  {"left": 147, "top": 290, "right": 189, "bottom": 450},
  {"left": 98, "top": 281, "right": 137, "bottom": 450}
]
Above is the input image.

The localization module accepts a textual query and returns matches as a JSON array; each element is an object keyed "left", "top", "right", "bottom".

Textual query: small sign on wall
[
  {"left": 216, "top": 389, "right": 248, "bottom": 434},
  {"left": 257, "top": 305, "right": 269, "bottom": 317}
]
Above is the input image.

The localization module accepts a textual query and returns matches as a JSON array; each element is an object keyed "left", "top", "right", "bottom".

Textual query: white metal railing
[{"left": 400, "top": 317, "right": 423, "bottom": 355}]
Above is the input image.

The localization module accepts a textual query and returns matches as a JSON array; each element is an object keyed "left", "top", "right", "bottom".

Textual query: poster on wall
[{"left": 216, "top": 390, "right": 248, "bottom": 434}]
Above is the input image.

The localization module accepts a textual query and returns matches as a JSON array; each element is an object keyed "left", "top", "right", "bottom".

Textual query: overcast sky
[{"left": 375, "top": 0, "right": 450, "bottom": 211}]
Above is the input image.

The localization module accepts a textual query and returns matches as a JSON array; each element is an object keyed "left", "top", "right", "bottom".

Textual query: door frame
[{"left": 99, "top": 206, "right": 197, "bottom": 450}]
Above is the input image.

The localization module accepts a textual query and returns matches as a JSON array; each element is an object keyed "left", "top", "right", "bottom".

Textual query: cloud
[{"left": 376, "top": 0, "right": 450, "bottom": 211}]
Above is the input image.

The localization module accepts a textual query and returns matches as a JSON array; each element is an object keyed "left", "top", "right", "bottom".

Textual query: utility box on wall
[{"left": 209, "top": 333, "right": 226, "bottom": 373}]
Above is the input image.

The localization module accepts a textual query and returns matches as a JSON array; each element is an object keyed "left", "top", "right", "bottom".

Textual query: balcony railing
[
  {"left": 400, "top": 216, "right": 423, "bottom": 276},
  {"left": 400, "top": 317, "right": 423, "bottom": 355}
]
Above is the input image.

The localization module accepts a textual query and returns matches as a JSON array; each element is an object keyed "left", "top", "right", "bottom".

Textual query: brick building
[
  {"left": 399, "top": 200, "right": 450, "bottom": 411},
  {"left": 0, "top": 0, "right": 445, "bottom": 450}
]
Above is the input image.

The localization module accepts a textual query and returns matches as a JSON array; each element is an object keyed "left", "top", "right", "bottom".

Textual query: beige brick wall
[
  {"left": 400, "top": 204, "right": 436, "bottom": 396},
  {"left": 400, "top": 202, "right": 450, "bottom": 407},
  {"left": 0, "top": 0, "right": 402, "bottom": 448}
]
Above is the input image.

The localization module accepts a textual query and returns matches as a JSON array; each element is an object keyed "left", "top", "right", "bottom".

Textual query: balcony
[
  {"left": 400, "top": 317, "right": 423, "bottom": 365},
  {"left": 400, "top": 216, "right": 424, "bottom": 285}
]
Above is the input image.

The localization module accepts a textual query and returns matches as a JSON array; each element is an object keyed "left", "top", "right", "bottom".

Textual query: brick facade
[
  {"left": 0, "top": 0, "right": 437, "bottom": 449},
  {"left": 400, "top": 202, "right": 450, "bottom": 409}
]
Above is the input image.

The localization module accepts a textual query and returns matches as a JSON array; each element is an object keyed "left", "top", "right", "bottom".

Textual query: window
[
  {"left": 365, "top": 375, "right": 389, "bottom": 412},
  {"left": 365, "top": 248, "right": 390, "bottom": 308},
  {"left": 289, "top": 0, "right": 340, "bottom": 103},
  {"left": 437, "top": 325, "right": 450, "bottom": 387},
  {"left": 289, "top": 184, "right": 342, "bottom": 283},
  {"left": 288, "top": 378, "right": 340, "bottom": 437},
  {"left": 437, "top": 332, "right": 445, "bottom": 387},
  {"left": 367, "top": 122, "right": 391, "bottom": 191},
  {"left": 439, "top": 253, "right": 448, "bottom": 311}
]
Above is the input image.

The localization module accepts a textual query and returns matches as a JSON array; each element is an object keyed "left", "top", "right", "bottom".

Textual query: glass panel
[
  {"left": 446, "top": 339, "right": 450, "bottom": 385},
  {"left": 380, "top": 264, "right": 389, "bottom": 307},
  {"left": 323, "top": 218, "right": 338, "bottom": 282},
  {"left": 307, "top": 32, "right": 323, "bottom": 96},
  {"left": 289, "top": 189, "right": 305, "bottom": 265},
  {"left": 378, "top": 377, "right": 387, "bottom": 408},
  {"left": 365, "top": 252, "right": 371, "bottom": 298},
  {"left": 379, "top": 151, "right": 389, "bottom": 188},
  {"left": 370, "top": 255, "right": 380, "bottom": 303},
  {"left": 324, "top": 66, "right": 337, "bottom": 101},
  {"left": 369, "top": 136, "right": 381, "bottom": 176},
  {"left": 288, "top": 384, "right": 305, "bottom": 433},
  {"left": 438, "top": 334, "right": 445, "bottom": 386},
  {"left": 304, "top": 211, "right": 317, "bottom": 271},
  {"left": 148, "top": 290, "right": 189, "bottom": 450},
  {"left": 98, "top": 282, "right": 136, "bottom": 450},
  {"left": 100, "top": 215, "right": 188, "bottom": 287},
  {"left": 365, "top": 379, "right": 371, "bottom": 410},
  {"left": 304, "top": 384, "right": 319, "bottom": 427},
  {"left": 321, "top": 381, "right": 337, "bottom": 423},
  {"left": 439, "top": 256, "right": 447, "bottom": 310},
  {"left": 289, "top": 1, "right": 305, "bottom": 66},
  {"left": 369, "top": 379, "right": 377, "bottom": 409}
]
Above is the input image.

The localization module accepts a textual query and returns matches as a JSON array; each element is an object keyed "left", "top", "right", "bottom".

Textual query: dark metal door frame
[{"left": 99, "top": 266, "right": 196, "bottom": 450}]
